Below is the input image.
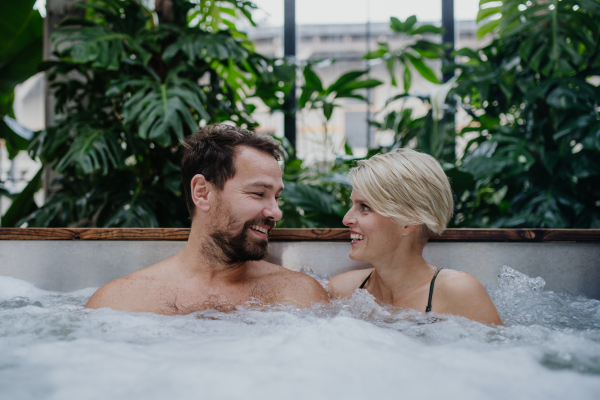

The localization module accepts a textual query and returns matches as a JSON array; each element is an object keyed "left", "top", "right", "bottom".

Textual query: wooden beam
[{"left": 0, "top": 228, "right": 599, "bottom": 242}]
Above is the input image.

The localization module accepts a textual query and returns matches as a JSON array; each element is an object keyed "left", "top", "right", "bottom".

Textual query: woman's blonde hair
[{"left": 348, "top": 148, "right": 453, "bottom": 236}]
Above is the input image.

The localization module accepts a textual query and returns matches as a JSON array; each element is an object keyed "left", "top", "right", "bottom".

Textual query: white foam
[
  {"left": 1, "top": 268, "right": 600, "bottom": 400},
  {"left": 0, "top": 275, "right": 47, "bottom": 300}
]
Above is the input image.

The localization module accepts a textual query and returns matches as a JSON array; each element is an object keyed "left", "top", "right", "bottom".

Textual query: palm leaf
[{"left": 163, "top": 30, "right": 248, "bottom": 63}]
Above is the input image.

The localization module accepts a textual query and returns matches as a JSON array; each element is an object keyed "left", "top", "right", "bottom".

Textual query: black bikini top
[{"left": 358, "top": 268, "right": 443, "bottom": 313}]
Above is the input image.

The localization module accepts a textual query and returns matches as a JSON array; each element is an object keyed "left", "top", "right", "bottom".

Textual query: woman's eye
[{"left": 361, "top": 204, "right": 370, "bottom": 212}]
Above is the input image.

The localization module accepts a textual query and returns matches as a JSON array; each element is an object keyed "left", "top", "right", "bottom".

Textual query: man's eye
[{"left": 253, "top": 192, "right": 264, "bottom": 197}]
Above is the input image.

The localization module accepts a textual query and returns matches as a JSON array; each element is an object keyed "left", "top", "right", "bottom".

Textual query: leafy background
[{"left": 2, "top": 0, "right": 599, "bottom": 229}]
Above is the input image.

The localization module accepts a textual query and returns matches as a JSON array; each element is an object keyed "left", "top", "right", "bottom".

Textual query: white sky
[
  {"left": 34, "top": 0, "right": 481, "bottom": 25},
  {"left": 252, "top": 0, "right": 481, "bottom": 26}
]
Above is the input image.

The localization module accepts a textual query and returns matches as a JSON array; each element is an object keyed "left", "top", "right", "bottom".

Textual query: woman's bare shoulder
[
  {"left": 434, "top": 269, "right": 503, "bottom": 325},
  {"left": 435, "top": 269, "right": 486, "bottom": 294},
  {"left": 327, "top": 268, "right": 374, "bottom": 299}
]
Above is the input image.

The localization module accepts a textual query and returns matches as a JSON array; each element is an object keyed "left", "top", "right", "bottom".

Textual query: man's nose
[{"left": 263, "top": 198, "right": 283, "bottom": 221}]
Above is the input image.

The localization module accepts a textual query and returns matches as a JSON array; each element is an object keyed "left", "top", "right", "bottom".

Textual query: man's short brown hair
[{"left": 181, "top": 123, "right": 284, "bottom": 217}]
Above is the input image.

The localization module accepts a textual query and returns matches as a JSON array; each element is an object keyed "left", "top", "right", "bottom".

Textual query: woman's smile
[{"left": 350, "top": 230, "right": 365, "bottom": 245}]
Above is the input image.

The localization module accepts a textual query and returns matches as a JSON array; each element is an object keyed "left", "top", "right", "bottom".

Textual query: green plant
[
  {"left": 0, "top": 0, "right": 44, "bottom": 225},
  {"left": 364, "top": 16, "right": 457, "bottom": 163},
  {"left": 275, "top": 136, "right": 358, "bottom": 228},
  {"left": 298, "top": 62, "right": 382, "bottom": 165},
  {"left": 21, "top": 0, "right": 294, "bottom": 228},
  {"left": 279, "top": 16, "right": 454, "bottom": 228},
  {"left": 364, "top": 15, "right": 445, "bottom": 91},
  {"left": 449, "top": 0, "right": 600, "bottom": 228}
]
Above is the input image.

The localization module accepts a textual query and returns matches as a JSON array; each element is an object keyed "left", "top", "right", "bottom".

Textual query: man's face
[{"left": 208, "top": 146, "right": 284, "bottom": 265}]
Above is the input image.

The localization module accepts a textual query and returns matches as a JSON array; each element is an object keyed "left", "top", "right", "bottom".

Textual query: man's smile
[{"left": 250, "top": 224, "right": 270, "bottom": 238}]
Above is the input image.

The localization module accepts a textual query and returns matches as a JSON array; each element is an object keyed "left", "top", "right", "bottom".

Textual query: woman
[{"left": 328, "top": 148, "right": 502, "bottom": 325}]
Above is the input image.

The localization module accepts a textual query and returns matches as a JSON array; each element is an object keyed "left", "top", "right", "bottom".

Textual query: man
[{"left": 86, "top": 124, "right": 329, "bottom": 314}]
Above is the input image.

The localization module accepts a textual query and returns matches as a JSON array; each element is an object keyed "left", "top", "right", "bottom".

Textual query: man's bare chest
[{"left": 161, "top": 281, "right": 280, "bottom": 315}]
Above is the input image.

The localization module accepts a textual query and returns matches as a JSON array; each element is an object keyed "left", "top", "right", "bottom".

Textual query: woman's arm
[{"left": 434, "top": 272, "right": 503, "bottom": 325}]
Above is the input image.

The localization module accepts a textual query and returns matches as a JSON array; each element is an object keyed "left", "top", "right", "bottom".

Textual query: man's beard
[{"left": 207, "top": 215, "right": 275, "bottom": 266}]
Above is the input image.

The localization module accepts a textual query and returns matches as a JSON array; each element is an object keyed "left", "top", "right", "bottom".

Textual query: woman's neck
[{"left": 367, "top": 241, "right": 435, "bottom": 303}]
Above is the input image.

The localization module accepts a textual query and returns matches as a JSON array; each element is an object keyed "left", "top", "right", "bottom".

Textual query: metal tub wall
[{"left": 0, "top": 228, "right": 599, "bottom": 299}]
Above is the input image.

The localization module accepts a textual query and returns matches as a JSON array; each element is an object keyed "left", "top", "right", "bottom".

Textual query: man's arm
[
  {"left": 276, "top": 272, "right": 330, "bottom": 308},
  {"left": 85, "top": 276, "right": 161, "bottom": 313}
]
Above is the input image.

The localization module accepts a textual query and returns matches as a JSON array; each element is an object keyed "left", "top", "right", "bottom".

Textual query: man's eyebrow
[{"left": 245, "top": 182, "right": 284, "bottom": 191}]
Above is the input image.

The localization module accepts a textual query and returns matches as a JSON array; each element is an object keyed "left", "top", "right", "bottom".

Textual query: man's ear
[{"left": 191, "top": 174, "right": 213, "bottom": 213}]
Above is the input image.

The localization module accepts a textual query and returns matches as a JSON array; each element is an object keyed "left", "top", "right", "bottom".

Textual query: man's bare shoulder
[
  {"left": 328, "top": 268, "right": 374, "bottom": 299},
  {"left": 250, "top": 261, "right": 329, "bottom": 307},
  {"left": 85, "top": 261, "right": 171, "bottom": 313}
]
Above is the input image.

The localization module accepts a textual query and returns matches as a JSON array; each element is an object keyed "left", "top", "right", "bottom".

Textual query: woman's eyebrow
[{"left": 351, "top": 196, "right": 368, "bottom": 204}]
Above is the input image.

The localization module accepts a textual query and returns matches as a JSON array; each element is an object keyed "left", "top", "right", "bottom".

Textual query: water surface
[{"left": 1, "top": 267, "right": 599, "bottom": 400}]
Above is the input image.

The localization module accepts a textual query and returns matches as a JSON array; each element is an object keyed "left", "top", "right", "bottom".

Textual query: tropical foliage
[
  {"left": 297, "top": 64, "right": 382, "bottom": 161},
  {"left": 363, "top": 16, "right": 457, "bottom": 163},
  {"left": 15, "top": 0, "right": 297, "bottom": 227},
  {"left": 276, "top": 16, "right": 447, "bottom": 228},
  {"left": 448, "top": 0, "right": 600, "bottom": 228},
  {"left": 9, "top": 0, "right": 600, "bottom": 230},
  {"left": 0, "top": 0, "right": 43, "bottom": 226},
  {"left": 15, "top": 0, "right": 379, "bottom": 228},
  {"left": 284, "top": 0, "right": 600, "bottom": 230}
]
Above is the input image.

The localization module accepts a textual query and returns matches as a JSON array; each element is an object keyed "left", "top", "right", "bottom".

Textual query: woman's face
[{"left": 342, "top": 190, "right": 403, "bottom": 263}]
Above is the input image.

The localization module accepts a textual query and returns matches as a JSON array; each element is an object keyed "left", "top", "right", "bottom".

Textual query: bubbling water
[{"left": 1, "top": 267, "right": 600, "bottom": 400}]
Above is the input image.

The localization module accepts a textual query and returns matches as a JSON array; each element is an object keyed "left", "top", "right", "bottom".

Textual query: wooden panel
[
  {"left": 0, "top": 228, "right": 598, "bottom": 242},
  {"left": 0, "top": 228, "right": 190, "bottom": 241}
]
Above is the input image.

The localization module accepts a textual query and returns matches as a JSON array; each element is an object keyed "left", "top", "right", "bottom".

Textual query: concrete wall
[{"left": 1, "top": 240, "right": 599, "bottom": 299}]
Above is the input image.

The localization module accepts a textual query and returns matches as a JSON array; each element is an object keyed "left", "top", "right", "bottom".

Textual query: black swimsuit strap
[
  {"left": 359, "top": 268, "right": 442, "bottom": 313},
  {"left": 358, "top": 271, "right": 374, "bottom": 289},
  {"left": 425, "top": 268, "right": 443, "bottom": 313}
]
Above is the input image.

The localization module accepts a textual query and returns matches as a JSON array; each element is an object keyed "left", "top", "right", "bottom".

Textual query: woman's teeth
[
  {"left": 351, "top": 233, "right": 364, "bottom": 241},
  {"left": 250, "top": 225, "right": 268, "bottom": 234}
]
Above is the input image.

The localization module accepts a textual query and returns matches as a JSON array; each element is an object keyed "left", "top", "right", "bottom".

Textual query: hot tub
[
  {"left": 0, "top": 228, "right": 599, "bottom": 298},
  {"left": 1, "top": 228, "right": 600, "bottom": 399}
]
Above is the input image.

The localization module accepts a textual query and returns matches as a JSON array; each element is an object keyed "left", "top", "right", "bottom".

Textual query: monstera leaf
[
  {"left": 102, "top": 195, "right": 160, "bottom": 227},
  {"left": 52, "top": 25, "right": 151, "bottom": 69},
  {"left": 163, "top": 29, "right": 249, "bottom": 63},
  {"left": 55, "top": 125, "right": 124, "bottom": 176},
  {"left": 110, "top": 70, "right": 211, "bottom": 147}
]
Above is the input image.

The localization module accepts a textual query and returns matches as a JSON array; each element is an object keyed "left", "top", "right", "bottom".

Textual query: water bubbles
[
  {"left": 498, "top": 266, "right": 546, "bottom": 293},
  {"left": 2, "top": 270, "right": 600, "bottom": 399}
]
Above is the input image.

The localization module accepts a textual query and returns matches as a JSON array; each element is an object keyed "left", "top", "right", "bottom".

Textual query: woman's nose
[{"left": 342, "top": 209, "right": 356, "bottom": 227}]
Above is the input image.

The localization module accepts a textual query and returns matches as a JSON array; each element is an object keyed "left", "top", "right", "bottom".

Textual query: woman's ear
[
  {"left": 191, "top": 174, "right": 212, "bottom": 213},
  {"left": 403, "top": 224, "right": 421, "bottom": 236}
]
